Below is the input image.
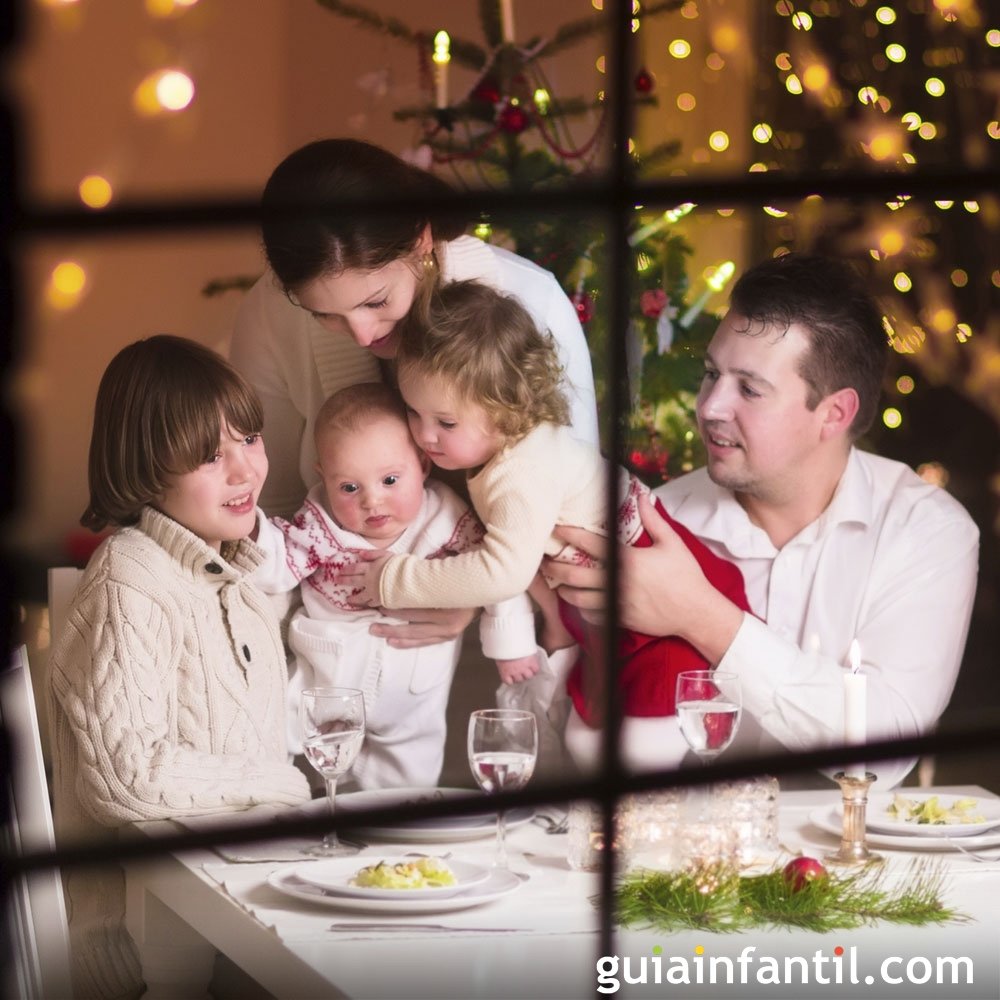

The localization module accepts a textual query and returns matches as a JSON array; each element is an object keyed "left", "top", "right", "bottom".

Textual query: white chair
[
  {"left": 2, "top": 644, "right": 74, "bottom": 999},
  {"left": 47, "top": 567, "right": 85, "bottom": 652}
]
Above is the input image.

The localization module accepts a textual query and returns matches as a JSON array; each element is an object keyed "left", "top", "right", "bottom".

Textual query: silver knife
[{"left": 328, "top": 921, "right": 521, "bottom": 933}]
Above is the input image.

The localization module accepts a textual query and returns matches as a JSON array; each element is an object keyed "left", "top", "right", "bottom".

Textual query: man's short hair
[{"left": 728, "top": 253, "right": 888, "bottom": 438}]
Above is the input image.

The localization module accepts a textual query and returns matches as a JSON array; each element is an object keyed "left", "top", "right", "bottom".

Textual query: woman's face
[
  {"left": 294, "top": 258, "right": 421, "bottom": 360},
  {"left": 156, "top": 425, "right": 268, "bottom": 552}
]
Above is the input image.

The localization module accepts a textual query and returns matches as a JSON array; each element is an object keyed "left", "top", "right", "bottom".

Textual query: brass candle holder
[{"left": 825, "top": 771, "right": 882, "bottom": 866}]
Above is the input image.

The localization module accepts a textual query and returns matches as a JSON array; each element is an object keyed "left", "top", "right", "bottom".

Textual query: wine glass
[
  {"left": 468, "top": 709, "right": 538, "bottom": 869},
  {"left": 300, "top": 687, "right": 366, "bottom": 857},
  {"left": 676, "top": 670, "right": 742, "bottom": 763}
]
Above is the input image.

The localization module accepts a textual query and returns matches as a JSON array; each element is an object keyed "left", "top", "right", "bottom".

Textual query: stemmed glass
[
  {"left": 300, "top": 687, "right": 366, "bottom": 857},
  {"left": 676, "top": 670, "right": 742, "bottom": 763},
  {"left": 468, "top": 709, "right": 538, "bottom": 869}
]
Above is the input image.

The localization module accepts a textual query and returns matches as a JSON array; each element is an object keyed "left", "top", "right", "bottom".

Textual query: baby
[{"left": 253, "top": 382, "right": 537, "bottom": 790}]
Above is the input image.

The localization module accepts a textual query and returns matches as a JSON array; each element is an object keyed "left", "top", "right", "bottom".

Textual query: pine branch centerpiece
[{"left": 613, "top": 859, "right": 966, "bottom": 934}]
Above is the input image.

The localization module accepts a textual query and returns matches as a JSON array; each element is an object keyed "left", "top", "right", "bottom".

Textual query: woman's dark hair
[
  {"left": 82, "top": 335, "right": 263, "bottom": 531},
  {"left": 260, "top": 139, "right": 468, "bottom": 292},
  {"left": 728, "top": 253, "right": 888, "bottom": 438}
]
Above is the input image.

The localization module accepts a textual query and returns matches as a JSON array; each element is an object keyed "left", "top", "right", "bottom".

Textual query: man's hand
[
  {"left": 370, "top": 606, "right": 477, "bottom": 649},
  {"left": 495, "top": 654, "right": 541, "bottom": 685},
  {"left": 548, "top": 493, "right": 744, "bottom": 662}
]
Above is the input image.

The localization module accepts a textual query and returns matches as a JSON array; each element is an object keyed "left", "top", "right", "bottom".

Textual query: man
[{"left": 548, "top": 253, "right": 979, "bottom": 788}]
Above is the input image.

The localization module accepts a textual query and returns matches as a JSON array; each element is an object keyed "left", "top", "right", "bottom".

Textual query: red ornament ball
[
  {"left": 634, "top": 68, "right": 655, "bottom": 94},
  {"left": 570, "top": 289, "right": 594, "bottom": 324},
  {"left": 472, "top": 77, "right": 501, "bottom": 104},
  {"left": 782, "top": 856, "right": 828, "bottom": 892},
  {"left": 497, "top": 102, "right": 529, "bottom": 134}
]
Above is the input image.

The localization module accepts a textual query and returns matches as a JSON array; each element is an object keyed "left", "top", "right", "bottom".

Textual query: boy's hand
[
  {"left": 338, "top": 550, "right": 391, "bottom": 608},
  {"left": 495, "top": 654, "right": 541, "bottom": 685}
]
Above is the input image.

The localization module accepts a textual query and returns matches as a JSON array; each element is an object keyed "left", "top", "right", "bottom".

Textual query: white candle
[
  {"left": 432, "top": 31, "right": 450, "bottom": 109},
  {"left": 843, "top": 639, "right": 867, "bottom": 779},
  {"left": 500, "top": 0, "right": 515, "bottom": 42}
]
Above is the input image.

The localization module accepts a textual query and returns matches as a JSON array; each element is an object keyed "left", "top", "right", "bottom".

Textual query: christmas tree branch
[
  {"left": 313, "top": 0, "right": 487, "bottom": 68},
  {"left": 614, "top": 860, "right": 966, "bottom": 935},
  {"left": 533, "top": 0, "right": 687, "bottom": 59}
]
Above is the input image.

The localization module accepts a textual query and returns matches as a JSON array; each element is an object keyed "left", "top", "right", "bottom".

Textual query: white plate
[
  {"left": 864, "top": 793, "right": 1000, "bottom": 837},
  {"left": 337, "top": 786, "right": 534, "bottom": 843},
  {"left": 267, "top": 865, "right": 522, "bottom": 914},
  {"left": 292, "top": 857, "right": 491, "bottom": 900},
  {"left": 809, "top": 804, "right": 1000, "bottom": 852}
]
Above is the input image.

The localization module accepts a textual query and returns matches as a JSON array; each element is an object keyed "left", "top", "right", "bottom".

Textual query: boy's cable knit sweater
[{"left": 48, "top": 506, "right": 310, "bottom": 1000}]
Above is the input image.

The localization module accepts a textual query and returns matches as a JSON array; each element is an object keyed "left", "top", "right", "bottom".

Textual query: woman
[{"left": 229, "top": 138, "right": 599, "bottom": 523}]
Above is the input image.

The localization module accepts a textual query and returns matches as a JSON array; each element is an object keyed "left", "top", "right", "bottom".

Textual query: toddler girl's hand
[
  {"left": 495, "top": 654, "right": 541, "bottom": 685},
  {"left": 338, "top": 550, "right": 390, "bottom": 608}
]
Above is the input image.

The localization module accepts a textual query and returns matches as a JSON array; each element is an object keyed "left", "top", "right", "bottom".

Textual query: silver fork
[{"left": 533, "top": 812, "right": 569, "bottom": 835}]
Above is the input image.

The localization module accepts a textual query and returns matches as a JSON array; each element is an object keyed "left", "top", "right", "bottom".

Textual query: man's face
[{"left": 695, "top": 311, "right": 830, "bottom": 505}]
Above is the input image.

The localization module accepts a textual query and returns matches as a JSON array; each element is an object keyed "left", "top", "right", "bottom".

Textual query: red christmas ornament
[
  {"left": 471, "top": 77, "right": 501, "bottom": 104},
  {"left": 634, "top": 67, "right": 655, "bottom": 94},
  {"left": 570, "top": 289, "right": 594, "bottom": 324},
  {"left": 497, "top": 101, "right": 529, "bottom": 134},
  {"left": 782, "top": 856, "right": 828, "bottom": 892}
]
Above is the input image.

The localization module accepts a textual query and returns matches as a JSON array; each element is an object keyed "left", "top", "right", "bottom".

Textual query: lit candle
[
  {"left": 432, "top": 31, "right": 450, "bottom": 109},
  {"left": 843, "top": 639, "right": 867, "bottom": 779},
  {"left": 500, "top": 0, "right": 515, "bottom": 43},
  {"left": 678, "top": 260, "right": 735, "bottom": 328}
]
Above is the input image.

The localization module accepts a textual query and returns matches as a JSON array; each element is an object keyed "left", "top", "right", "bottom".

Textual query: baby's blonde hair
[
  {"left": 314, "top": 381, "right": 409, "bottom": 447},
  {"left": 396, "top": 280, "right": 569, "bottom": 441}
]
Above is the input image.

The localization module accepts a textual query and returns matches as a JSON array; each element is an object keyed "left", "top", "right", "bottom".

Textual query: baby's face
[{"left": 316, "top": 415, "right": 427, "bottom": 545}]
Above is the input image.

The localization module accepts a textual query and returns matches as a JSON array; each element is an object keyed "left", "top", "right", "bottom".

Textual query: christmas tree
[{"left": 312, "top": 0, "right": 721, "bottom": 482}]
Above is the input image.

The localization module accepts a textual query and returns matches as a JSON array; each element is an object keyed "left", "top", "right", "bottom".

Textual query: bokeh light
[
  {"left": 78, "top": 175, "right": 113, "bottom": 209},
  {"left": 133, "top": 68, "right": 195, "bottom": 114},
  {"left": 709, "top": 130, "right": 730, "bottom": 151},
  {"left": 882, "top": 407, "right": 902, "bottom": 429},
  {"left": 669, "top": 39, "right": 692, "bottom": 59},
  {"left": 47, "top": 261, "right": 87, "bottom": 310}
]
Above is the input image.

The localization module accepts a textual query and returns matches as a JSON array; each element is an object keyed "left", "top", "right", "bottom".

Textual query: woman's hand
[{"left": 370, "top": 606, "right": 477, "bottom": 649}]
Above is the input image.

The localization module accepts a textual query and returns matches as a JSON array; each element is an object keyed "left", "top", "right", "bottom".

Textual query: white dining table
[{"left": 122, "top": 785, "right": 1000, "bottom": 1000}]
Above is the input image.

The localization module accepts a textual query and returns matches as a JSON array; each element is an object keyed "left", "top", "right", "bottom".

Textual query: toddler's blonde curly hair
[{"left": 395, "top": 280, "right": 570, "bottom": 441}]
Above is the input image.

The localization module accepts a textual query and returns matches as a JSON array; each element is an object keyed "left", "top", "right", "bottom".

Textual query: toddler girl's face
[
  {"left": 398, "top": 371, "right": 504, "bottom": 472},
  {"left": 316, "top": 415, "right": 428, "bottom": 545},
  {"left": 157, "top": 424, "right": 268, "bottom": 551}
]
